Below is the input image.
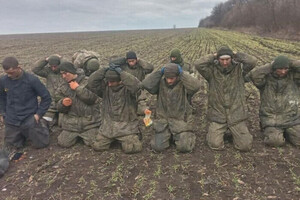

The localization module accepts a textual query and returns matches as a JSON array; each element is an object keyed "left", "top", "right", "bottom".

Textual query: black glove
[
  {"left": 114, "top": 67, "right": 122, "bottom": 74},
  {"left": 109, "top": 62, "right": 120, "bottom": 69}
]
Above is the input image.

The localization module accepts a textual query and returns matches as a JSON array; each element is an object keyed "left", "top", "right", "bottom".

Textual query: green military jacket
[
  {"left": 141, "top": 71, "right": 200, "bottom": 133},
  {"left": 247, "top": 60, "right": 300, "bottom": 128},
  {"left": 56, "top": 75, "right": 101, "bottom": 132},
  {"left": 195, "top": 53, "right": 257, "bottom": 125},
  {"left": 32, "top": 59, "right": 65, "bottom": 102},
  {"left": 88, "top": 68, "right": 140, "bottom": 138},
  {"left": 120, "top": 59, "right": 154, "bottom": 81}
]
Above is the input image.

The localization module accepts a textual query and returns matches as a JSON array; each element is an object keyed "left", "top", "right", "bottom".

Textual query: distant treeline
[{"left": 199, "top": 0, "right": 300, "bottom": 34}]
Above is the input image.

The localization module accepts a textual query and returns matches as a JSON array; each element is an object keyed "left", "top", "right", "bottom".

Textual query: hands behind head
[
  {"left": 177, "top": 64, "right": 183, "bottom": 74},
  {"left": 161, "top": 67, "right": 165, "bottom": 74},
  {"left": 108, "top": 63, "right": 122, "bottom": 74},
  {"left": 161, "top": 64, "right": 182, "bottom": 75}
]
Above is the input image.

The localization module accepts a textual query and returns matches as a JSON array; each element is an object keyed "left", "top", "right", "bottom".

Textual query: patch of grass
[
  {"left": 143, "top": 181, "right": 157, "bottom": 200},
  {"left": 109, "top": 162, "right": 124, "bottom": 186},
  {"left": 132, "top": 173, "right": 146, "bottom": 197},
  {"left": 154, "top": 164, "right": 162, "bottom": 178},
  {"left": 214, "top": 153, "right": 221, "bottom": 167}
]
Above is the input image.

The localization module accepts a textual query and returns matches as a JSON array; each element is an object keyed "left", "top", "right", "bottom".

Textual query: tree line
[{"left": 199, "top": 0, "right": 300, "bottom": 34}]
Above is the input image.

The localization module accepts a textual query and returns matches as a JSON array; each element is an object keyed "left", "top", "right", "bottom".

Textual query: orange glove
[
  {"left": 62, "top": 98, "right": 72, "bottom": 106},
  {"left": 69, "top": 81, "right": 79, "bottom": 90}
]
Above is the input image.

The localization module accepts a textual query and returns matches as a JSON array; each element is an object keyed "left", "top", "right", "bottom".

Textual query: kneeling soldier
[
  {"left": 247, "top": 56, "right": 300, "bottom": 147},
  {"left": 141, "top": 63, "right": 200, "bottom": 152},
  {"left": 56, "top": 62, "right": 101, "bottom": 148},
  {"left": 88, "top": 63, "right": 142, "bottom": 153}
]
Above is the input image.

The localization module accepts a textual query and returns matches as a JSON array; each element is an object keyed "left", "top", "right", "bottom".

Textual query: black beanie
[
  {"left": 48, "top": 55, "right": 60, "bottom": 66},
  {"left": 59, "top": 61, "right": 77, "bottom": 74},
  {"left": 272, "top": 55, "right": 290, "bottom": 70},
  {"left": 217, "top": 46, "right": 233, "bottom": 58},
  {"left": 126, "top": 51, "right": 137, "bottom": 60},
  {"left": 2, "top": 56, "right": 19, "bottom": 70},
  {"left": 105, "top": 69, "right": 121, "bottom": 82}
]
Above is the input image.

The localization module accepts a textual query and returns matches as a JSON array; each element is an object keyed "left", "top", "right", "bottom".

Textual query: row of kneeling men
[{"left": 0, "top": 47, "right": 300, "bottom": 177}]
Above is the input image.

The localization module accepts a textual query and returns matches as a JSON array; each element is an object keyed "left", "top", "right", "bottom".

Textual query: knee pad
[{"left": 176, "top": 132, "right": 196, "bottom": 153}]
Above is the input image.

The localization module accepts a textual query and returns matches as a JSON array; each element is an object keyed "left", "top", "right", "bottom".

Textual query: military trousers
[
  {"left": 151, "top": 125, "right": 196, "bottom": 153},
  {"left": 58, "top": 128, "right": 97, "bottom": 148},
  {"left": 92, "top": 134, "right": 142, "bottom": 154},
  {"left": 137, "top": 90, "right": 149, "bottom": 116},
  {"left": 263, "top": 125, "right": 300, "bottom": 147},
  {"left": 4, "top": 115, "right": 49, "bottom": 149},
  {"left": 207, "top": 121, "right": 253, "bottom": 151}
]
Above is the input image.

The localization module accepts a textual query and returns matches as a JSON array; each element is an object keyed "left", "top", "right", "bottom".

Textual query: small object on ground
[
  {"left": 143, "top": 109, "right": 153, "bottom": 127},
  {"left": 11, "top": 152, "right": 26, "bottom": 162}
]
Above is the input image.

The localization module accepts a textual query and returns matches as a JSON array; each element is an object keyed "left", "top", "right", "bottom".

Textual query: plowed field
[{"left": 0, "top": 28, "right": 300, "bottom": 200}]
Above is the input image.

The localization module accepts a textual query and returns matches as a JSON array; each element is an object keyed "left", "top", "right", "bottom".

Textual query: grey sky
[{"left": 0, "top": 0, "right": 225, "bottom": 34}]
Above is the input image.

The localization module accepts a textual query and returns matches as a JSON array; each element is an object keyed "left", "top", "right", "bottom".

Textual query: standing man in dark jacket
[
  {"left": 141, "top": 63, "right": 200, "bottom": 152},
  {"left": 32, "top": 55, "right": 65, "bottom": 127},
  {"left": 247, "top": 56, "right": 300, "bottom": 147},
  {"left": 195, "top": 46, "right": 257, "bottom": 151},
  {"left": 0, "top": 57, "right": 51, "bottom": 177},
  {"left": 88, "top": 63, "right": 142, "bottom": 154}
]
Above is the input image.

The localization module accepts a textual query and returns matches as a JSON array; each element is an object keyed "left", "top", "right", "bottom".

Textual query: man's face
[
  {"left": 275, "top": 68, "right": 289, "bottom": 77},
  {"left": 61, "top": 71, "right": 76, "bottom": 82},
  {"left": 127, "top": 59, "right": 137, "bottom": 67},
  {"left": 170, "top": 57, "right": 177, "bottom": 62},
  {"left": 107, "top": 81, "right": 121, "bottom": 87},
  {"left": 218, "top": 57, "right": 232, "bottom": 68},
  {"left": 165, "top": 76, "right": 178, "bottom": 86},
  {"left": 50, "top": 65, "right": 59, "bottom": 72},
  {"left": 4, "top": 67, "right": 22, "bottom": 79}
]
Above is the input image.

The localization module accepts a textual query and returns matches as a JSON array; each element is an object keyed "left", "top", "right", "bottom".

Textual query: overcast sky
[{"left": 0, "top": 0, "right": 225, "bottom": 35}]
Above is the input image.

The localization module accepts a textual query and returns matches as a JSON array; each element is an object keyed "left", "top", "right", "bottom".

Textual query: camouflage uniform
[
  {"left": 56, "top": 75, "right": 101, "bottom": 147},
  {"left": 170, "top": 49, "right": 195, "bottom": 75},
  {"left": 247, "top": 59, "right": 300, "bottom": 147},
  {"left": 72, "top": 49, "right": 100, "bottom": 76},
  {"left": 32, "top": 58, "right": 65, "bottom": 123},
  {"left": 141, "top": 69, "right": 200, "bottom": 152},
  {"left": 88, "top": 68, "right": 142, "bottom": 153},
  {"left": 120, "top": 58, "right": 154, "bottom": 115},
  {"left": 195, "top": 52, "right": 257, "bottom": 151}
]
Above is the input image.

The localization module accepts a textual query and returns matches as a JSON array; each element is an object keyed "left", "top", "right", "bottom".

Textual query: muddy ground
[{"left": 0, "top": 28, "right": 300, "bottom": 200}]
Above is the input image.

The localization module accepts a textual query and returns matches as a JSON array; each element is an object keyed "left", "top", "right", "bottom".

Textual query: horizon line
[{"left": 0, "top": 26, "right": 198, "bottom": 36}]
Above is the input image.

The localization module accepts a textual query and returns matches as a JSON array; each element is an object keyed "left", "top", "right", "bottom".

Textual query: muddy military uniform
[
  {"left": 32, "top": 55, "right": 65, "bottom": 124},
  {"left": 72, "top": 49, "right": 100, "bottom": 76},
  {"left": 120, "top": 51, "right": 154, "bottom": 115},
  {"left": 88, "top": 66, "right": 142, "bottom": 153},
  {"left": 170, "top": 49, "right": 195, "bottom": 75},
  {"left": 195, "top": 49, "right": 257, "bottom": 151},
  {"left": 56, "top": 62, "right": 101, "bottom": 147},
  {"left": 141, "top": 63, "right": 200, "bottom": 152},
  {"left": 247, "top": 56, "right": 300, "bottom": 147}
]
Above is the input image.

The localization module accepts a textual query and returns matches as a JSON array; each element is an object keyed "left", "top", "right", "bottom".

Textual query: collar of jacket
[{"left": 215, "top": 62, "right": 236, "bottom": 74}]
